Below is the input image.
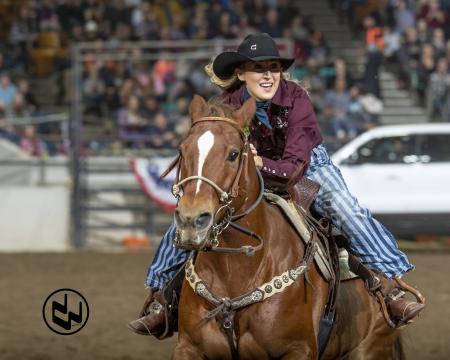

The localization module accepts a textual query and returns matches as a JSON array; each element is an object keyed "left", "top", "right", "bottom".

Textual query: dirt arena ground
[{"left": 0, "top": 250, "right": 448, "bottom": 360}]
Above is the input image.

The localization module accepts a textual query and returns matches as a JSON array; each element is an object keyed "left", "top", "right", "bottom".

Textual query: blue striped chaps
[{"left": 145, "top": 144, "right": 413, "bottom": 289}]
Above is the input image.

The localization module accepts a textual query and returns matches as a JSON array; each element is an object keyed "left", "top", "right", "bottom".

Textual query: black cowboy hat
[{"left": 212, "top": 33, "right": 295, "bottom": 79}]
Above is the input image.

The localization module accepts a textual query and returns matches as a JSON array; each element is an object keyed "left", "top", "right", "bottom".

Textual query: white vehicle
[{"left": 331, "top": 123, "right": 450, "bottom": 237}]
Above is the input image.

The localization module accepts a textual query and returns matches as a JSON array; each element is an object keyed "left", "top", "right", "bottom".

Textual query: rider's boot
[
  {"left": 348, "top": 253, "right": 425, "bottom": 328},
  {"left": 128, "top": 265, "right": 185, "bottom": 337},
  {"left": 377, "top": 274, "right": 425, "bottom": 326},
  {"left": 127, "top": 288, "right": 168, "bottom": 337}
]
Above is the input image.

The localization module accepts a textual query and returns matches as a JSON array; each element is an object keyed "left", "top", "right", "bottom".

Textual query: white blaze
[{"left": 196, "top": 131, "right": 215, "bottom": 194}]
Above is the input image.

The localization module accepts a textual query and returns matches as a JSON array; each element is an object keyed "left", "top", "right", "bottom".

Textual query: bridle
[{"left": 162, "top": 116, "right": 265, "bottom": 256}]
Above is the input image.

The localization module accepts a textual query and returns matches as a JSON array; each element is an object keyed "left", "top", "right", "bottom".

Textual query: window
[
  {"left": 418, "top": 134, "right": 450, "bottom": 163},
  {"left": 348, "top": 136, "right": 417, "bottom": 164}
]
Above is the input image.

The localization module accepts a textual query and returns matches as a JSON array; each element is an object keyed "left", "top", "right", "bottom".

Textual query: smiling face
[{"left": 237, "top": 60, "right": 281, "bottom": 101}]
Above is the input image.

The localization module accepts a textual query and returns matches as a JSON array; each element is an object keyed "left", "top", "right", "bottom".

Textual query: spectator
[
  {"left": 118, "top": 95, "right": 148, "bottom": 129},
  {"left": 103, "top": 85, "right": 121, "bottom": 118},
  {"left": 417, "top": 0, "right": 449, "bottom": 30},
  {"left": 83, "top": 64, "right": 106, "bottom": 116},
  {"left": 277, "top": 0, "right": 301, "bottom": 26},
  {"left": 20, "top": 124, "right": 46, "bottom": 157},
  {"left": 363, "top": 16, "right": 384, "bottom": 99},
  {"left": 302, "top": 58, "right": 326, "bottom": 107},
  {"left": 237, "top": 14, "right": 258, "bottom": 38},
  {"left": 397, "top": 27, "right": 422, "bottom": 86},
  {"left": 132, "top": 2, "right": 159, "bottom": 40},
  {"left": 348, "top": 84, "right": 375, "bottom": 133},
  {"left": 152, "top": 60, "right": 176, "bottom": 100},
  {"left": 416, "top": 18, "right": 430, "bottom": 43},
  {"left": 427, "top": 57, "right": 450, "bottom": 121},
  {"left": 0, "top": 74, "right": 19, "bottom": 114},
  {"left": 415, "top": 44, "right": 436, "bottom": 100},
  {"left": 36, "top": 0, "right": 60, "bottom": 31},
  {"left": 246, "top": 0, "right": 267, "bottom": 29},
  {"left": 383, "top": 25, "right": 401, "bottom": 61},
  {"left": 173, "top": 98, "right": 190, "bottom": 138},
  {"left": 147, "top": 111, "right": 177, "bottom": 148},
  {"left": 260, "top": 8, "right": 283, "bottom": 38},
  {"left": 17, "top": 79, "right": 38, "bottom": 113},
  {"left": 310, "top": 31, "right": 330, "bottom": 66},
  {"left": 431, "top": 27, "right": 447, "bottom": 58},
  {"left": 141, "top": 96, "right": 160, "bottom": 120},
  {"left": 326, "top": 57, "right": 354, "bottom": 90},
  {"left": 0, "top": 119, "right": 20, "bottom": 145},
  {"left": 215, "top": 11, "right": 237, "bottom": 39},
  {"left": 394, "top": 0, "right": 416, "bottom": 34},
  {"left": 324, "top": 78, "right": 356, "bottom": 139}
]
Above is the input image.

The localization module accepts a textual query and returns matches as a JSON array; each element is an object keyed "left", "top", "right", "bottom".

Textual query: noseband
[{"left": 168, "top": 116, "right": 265, "bottom": 256}]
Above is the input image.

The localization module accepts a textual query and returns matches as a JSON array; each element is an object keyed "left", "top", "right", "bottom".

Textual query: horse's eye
[{"left": 228, "top": 150, "right": 239, "bottom": 162}]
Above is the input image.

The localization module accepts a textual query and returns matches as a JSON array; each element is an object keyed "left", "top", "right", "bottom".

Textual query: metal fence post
[{"left": 70, "top": 44, "right": 84, "bottom": 248}]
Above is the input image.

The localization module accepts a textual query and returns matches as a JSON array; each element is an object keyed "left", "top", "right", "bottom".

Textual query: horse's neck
[{"left": 195, "top": 199, "right": 303, "bottom": 298}]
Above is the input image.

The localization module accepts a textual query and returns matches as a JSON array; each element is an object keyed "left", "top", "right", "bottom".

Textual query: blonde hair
[
  {"left": 204, "top": 60, "right": 308, "bottom": 93},
  {"left": 204, "top": 62, "right": 242, "bottom": 90}
]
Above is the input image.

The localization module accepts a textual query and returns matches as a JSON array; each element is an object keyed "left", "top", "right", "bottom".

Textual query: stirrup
[{"left": 376, "top": 277, "right": 426, "bottom": 329}]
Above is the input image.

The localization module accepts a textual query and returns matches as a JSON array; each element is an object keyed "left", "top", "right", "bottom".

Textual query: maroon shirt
[{"left": 221, "top": 79, "right": 323, "bottom": 191}]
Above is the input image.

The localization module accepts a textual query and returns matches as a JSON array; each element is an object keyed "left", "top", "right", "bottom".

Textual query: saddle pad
[
  {"left": 338, "top": 249, "right": 358, "bottom": 281},
  {"left": 264, "top": 192, "right": 334, "bottom": 282},
  {"left": 264, "top": 193, "right": 358, "bottom": 282}
]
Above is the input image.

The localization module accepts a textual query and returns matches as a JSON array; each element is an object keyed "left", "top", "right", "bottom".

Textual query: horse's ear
[
  {"left": 189, "top": 94, "right": 208, "bottom": 122},
  {"left": 235, "top": 97, "right": 256, "bottom": 128}
]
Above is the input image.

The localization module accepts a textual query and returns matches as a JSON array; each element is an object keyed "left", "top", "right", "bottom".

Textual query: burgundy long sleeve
[{"left": 221, "top": 80, "right": 323, "bottom": 191}]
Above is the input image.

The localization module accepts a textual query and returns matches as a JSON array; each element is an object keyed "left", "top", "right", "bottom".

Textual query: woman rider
[{"left": 128, "top": 33, "right": 424, "bottom": 336}]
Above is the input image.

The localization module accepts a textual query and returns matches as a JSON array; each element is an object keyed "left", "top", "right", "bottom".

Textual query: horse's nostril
[{"left": 195, "top": 212, "right": 212, "bottom": 230}]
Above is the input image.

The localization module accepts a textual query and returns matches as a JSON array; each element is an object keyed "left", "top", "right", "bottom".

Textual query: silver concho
[
  {"left": 289, "top": 269, "right": 299, "bottom": 281},
  {"left": 274, "top": 278, "right": 283, "bottom": 289},
  {"left": 251, "top": 290, "right": 263, "bottom": 301},
  {"left": 196, "top": 282, "right": 206, "bottom": 293},
  {"left": 148, "top": 301, "right": 163, "bottom": 314}
]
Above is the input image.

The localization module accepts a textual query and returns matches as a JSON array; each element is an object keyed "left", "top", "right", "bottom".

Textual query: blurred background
[{"left": 0, "top": 0, "right": 449, "bottom": 359}]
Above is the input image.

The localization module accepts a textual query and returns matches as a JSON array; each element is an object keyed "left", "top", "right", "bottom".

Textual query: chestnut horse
[{"left": 170, "top": 95, "right": 403, "bottom": 360}]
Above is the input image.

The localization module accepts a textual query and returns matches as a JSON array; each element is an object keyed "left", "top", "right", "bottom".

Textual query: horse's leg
[
  {"left": 280, "top": 344, "right": 316, "bottom": 360},
  {"left": 171, "top": 338, "right": 205, "bottom": 360},
  {"left": 352, "top": 327, "right": 403, "bottom": 360}
]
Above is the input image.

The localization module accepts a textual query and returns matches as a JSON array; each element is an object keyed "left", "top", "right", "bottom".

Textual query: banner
[{"left": 130, "top": 157, "right": 177, "bottom": 212}]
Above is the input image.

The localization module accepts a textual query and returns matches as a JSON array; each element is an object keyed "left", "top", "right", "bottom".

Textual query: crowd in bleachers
[
  {"left": 337, "top": 0, "right": 450, "bottom": 122},
  {"left": 1, "top": 0, "right": 449, "bottom": 157}
]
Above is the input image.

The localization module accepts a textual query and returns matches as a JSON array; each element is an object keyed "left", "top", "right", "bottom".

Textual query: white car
[{"left": 331, "top": 123, "right": 450, "bottom": 237}]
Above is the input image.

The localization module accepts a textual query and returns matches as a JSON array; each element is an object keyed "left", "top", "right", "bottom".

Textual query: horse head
[{"left": 172, "top": 94, "right": 256, "bottom": 251}]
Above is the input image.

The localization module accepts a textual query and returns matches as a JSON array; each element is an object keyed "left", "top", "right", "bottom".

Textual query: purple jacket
[{"left": 221, "top": 80, "right": 323, "bottom": 191}]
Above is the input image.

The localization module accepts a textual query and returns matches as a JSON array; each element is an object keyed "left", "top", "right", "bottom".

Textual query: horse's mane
[{"left": 205, "top": 97, "right": 236, "bottom": 119}]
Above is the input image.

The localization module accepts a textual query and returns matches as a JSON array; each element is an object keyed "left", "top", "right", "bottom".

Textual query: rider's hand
[{"left": 250, "top": 143, "right": 263, "bottom": 169}]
